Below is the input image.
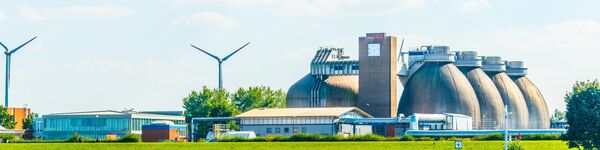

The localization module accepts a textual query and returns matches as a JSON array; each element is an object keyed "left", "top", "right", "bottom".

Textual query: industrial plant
[{"left": 287, "top": 33, "right": 550, "bottom": 130}]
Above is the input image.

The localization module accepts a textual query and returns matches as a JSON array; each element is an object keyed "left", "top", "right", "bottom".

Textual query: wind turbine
[
  {"left": 190, "top": 42, "right": 250, "bottom": 89},
  {"left": 0, "top": 36, "right": 37, "bottom": 107}
]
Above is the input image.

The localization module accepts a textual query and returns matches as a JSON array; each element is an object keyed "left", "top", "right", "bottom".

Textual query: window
[
  {"left": 293, "top": 127, "right": 299, "bottom": 133},
  {"left": 302, "top": 127, "right": 307, "bottom": 133},
  {"left": 351, "top": 65, "right": 359, "bottom": 70},
  {"left": 333, "top": 66, "right": 344, "bottom": 70},
  {"left": 267, "top": 128, "right": 272, "bottom": 133},
  {"left": 275, "top": 128, "right": 281, "bottom": 133},
  {"left": 284, "top": 127, "right": 289, "bottom": 133}
]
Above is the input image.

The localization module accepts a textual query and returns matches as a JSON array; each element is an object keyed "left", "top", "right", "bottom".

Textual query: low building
[
  {"left": 41, "top": 110, "right": 185, "bottom": 140},
  {"left": 0, "top": 125, "right": 25, "bottom": 139},
  {"left": 235, "top": 107, "right": 372, "bottom": 136},
  {"left": 142, "top": 121, "right": 187, "bottom": 142}
]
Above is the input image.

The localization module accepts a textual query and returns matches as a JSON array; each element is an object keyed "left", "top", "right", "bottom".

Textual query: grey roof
[
  {"left": 398, "top": 62, "right": 481, "bottom": 129},
  {"left": 235, "top": 107, "right": 372, "bottom": 118},
  {"left": 458, "top": 67, "right": 505, "bottom": 130},
  {"left": 286, "top": 74, "right": 358, "bottom": 108},
  {"left": 511, "top": 76, "right": 550, "bottom": 129}
]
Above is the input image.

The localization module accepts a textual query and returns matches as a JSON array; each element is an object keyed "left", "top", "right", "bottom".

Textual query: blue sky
[{"left": 0, "top": 0, "right": 598, "bottom": 114}]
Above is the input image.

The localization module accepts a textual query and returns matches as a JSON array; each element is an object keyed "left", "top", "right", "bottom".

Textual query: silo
[
  {"left": 482, "top": 56, "right": 529, "bottom": 129},
  {"left": 506, "top": 61, "right": 550, "bottom": 129},
  {"left": 286, "top": 74, "right": 358, "bottom": 108},
  {"left": 455, "top": 51, "right": 505, "bottom": 130},
  {"left": 398, "top": 46, "right": 481, "bottom": 129}
]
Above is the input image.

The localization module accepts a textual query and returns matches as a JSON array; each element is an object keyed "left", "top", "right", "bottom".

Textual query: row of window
[
  {"left": 241, "top": 117, "right": 334, "bottom": 125},
  {"left": 266, "top": 127, "right": 307, "bottom": 134}
]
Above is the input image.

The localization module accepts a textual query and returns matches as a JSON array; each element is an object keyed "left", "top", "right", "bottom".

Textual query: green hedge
[
  {"left": 472, "top": 133, "right": 504, "bottom": 141},
  {"left": 0, "top": 134, "right": 16, "bottom": 141},
  {"left": 218, "top": 133, "right": 387, "bottom": 142},
  {"left": 520, "top": 134, "right": 562, "bottom": 140}
]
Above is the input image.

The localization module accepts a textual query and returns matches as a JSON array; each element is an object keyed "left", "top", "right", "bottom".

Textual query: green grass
[{"left": 0, "top": 141, "right": 571, "bottom": 150}]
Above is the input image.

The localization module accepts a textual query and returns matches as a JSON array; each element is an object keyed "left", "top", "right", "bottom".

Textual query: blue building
[{"left": 41, "top": 110, "right": 185, "bottom": 140}]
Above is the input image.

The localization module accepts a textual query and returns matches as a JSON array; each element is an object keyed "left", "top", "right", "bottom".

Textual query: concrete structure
[
  {"left": 358, "top": 33, "right": 398, "bottom": 118},
  {"left": 235, "top": 107, "right": 372, "bottom": 136},
  {"left": 7, "top": 107, "right": 31, "bottom": 130},
  {"left": 482, "top": 56, "right": 530, "bottom": 129},
  {"left": 142, "top": 120, "right": 187, "bottom": 142},
  {"left": 455, "top": 51, "right": 505, "bottom": 130},
  {"left": 41, "top": 110, "right": 185, "bottom": 140},
  {"left": 287, "top": 47, "right": 359, "bottom": 108},
  {"left": 506, "top": 61, "right": 550, "bottom": 129},
  {"left": 398, "top": 46, "right": 481, "bottom": 129}
]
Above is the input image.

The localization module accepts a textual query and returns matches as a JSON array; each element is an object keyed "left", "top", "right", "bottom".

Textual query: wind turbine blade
[
  {"left": 9, "top": 36, "right": 37, "bottom": 54},
  {"left": 190, "top": 44, "right": 221, "bottom": 61},
  {"left": 0, "top": 42, "right": 8, "bottom": 52},
  {"left": 222, "top": 42, "right": 250, "bottom": 61}
]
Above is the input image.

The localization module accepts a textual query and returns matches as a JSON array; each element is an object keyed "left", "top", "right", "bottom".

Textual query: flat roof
[
  {"left": 235, "top": 107, "right": 372, "bottom": 118},
  {"left": 44, "top": 110, "right": 184, "bottom": 118}
]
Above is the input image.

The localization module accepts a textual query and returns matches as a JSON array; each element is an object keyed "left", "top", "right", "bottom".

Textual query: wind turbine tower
[
  {"left": 190, "top": 42, "right": 250, "bottom": 89},
  {"left": 0, "top": 36, "right": 37, "bottom": 107}
]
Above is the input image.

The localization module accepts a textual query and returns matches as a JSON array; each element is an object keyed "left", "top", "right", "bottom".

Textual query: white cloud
[
  {"left": 458, "top": 0, "right": 491, "bottom": 12},
  {"left": 172, "top": 0, "right": 426, "bottom": 16},
  {"left": 172, "top": 12, "right": 237, "bottom": 28},
  {"left": 64, "top": 5, "right": 136, "bottom": 18},
  {"left": 0, "top": 9, "right": 7, "bottom": 22},
  {"left": 19, "top": 5, "right": 135, "bottom": 22}
]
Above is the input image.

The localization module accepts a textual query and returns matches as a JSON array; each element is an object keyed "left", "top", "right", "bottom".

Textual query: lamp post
[{"left": 503, "top": 105, "right": 512, "bottom": 150}]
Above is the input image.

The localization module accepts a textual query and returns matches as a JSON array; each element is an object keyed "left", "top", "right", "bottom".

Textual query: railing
[
  {"left": 454, "top": 59, "right": 482, "bottom": 67},
  {"left": 424, "top": 54, "right": 455, "bottom": 62}
]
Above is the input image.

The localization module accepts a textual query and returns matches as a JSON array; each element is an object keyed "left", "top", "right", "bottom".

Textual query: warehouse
[
  {"left": 41, "top": 110, "right": 185, "bottom": 140},
  {"left": 235, "top": 107, "right": 372, "bottom": 136}
]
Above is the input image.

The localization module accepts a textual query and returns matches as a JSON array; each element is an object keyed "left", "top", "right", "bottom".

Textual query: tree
[
  {"left": 183, "top": 87, "right": 237, "bottom": 140},
  {"left": 0, "top": 106, "right": 15, "bottom": 129},
  {"left": 564, "top": 80, "right": 600, "bottom": 149},
  {"left": 22, "top": 113, "right": 38, "bottom": 130},
  {"left": 231, "top": 86, "right": 286, "bottom": 112},
  {"left": 550, "top": 109, "right": 566, "bottom": 122}
]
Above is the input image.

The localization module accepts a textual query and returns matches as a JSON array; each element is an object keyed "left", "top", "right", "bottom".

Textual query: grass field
[{"left": 0, "top": 141, "right": 571, "bottom": 150}]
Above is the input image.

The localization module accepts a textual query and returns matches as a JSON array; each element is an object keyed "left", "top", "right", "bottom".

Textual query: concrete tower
[{"left": 358, "top": 33, "right": 397, "bottom": 118}]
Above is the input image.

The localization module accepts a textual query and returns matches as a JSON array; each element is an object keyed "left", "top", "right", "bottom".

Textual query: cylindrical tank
[
  {"left": 455, "top": 51, "right": 504, "bottom": 130},
  {"left": 398, "top": 62, "right": 481, "bottom": 129},
  {"left": 482, "top": 57, "right": 529, "bottom": 129},
  {"left": 507, "top": 61, "right": 550, "bottom": 129},
  {"left": 286, "top": 74, "right": 358, "bottom": 108},
  {"left": 459, "top": 68, "right": 505, "bottom": 130}
]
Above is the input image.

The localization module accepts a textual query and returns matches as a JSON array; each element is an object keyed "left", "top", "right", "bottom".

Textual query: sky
[{"left": 0, "top": 0, "right": 598, "bottom": 115}]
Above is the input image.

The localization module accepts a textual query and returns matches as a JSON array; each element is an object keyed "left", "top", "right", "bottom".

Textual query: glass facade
[{"left": 42, "top": 112, "right": 185, "bottom": 140}]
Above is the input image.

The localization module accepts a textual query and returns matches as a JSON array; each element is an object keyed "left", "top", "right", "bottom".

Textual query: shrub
[
  {"left": 288, "top": 133, "right": 323, "bottom": 141},
  {"left": 521, "top": 134, "right": 562, "bottom": 140},
  {"left": 0, "top": 134, "right": 16, "bottom": 142},
  {"left": 346, "top": 134, "right": 385, "bottom": 141},
  {"left": 399, "top": 135, "right": 415, "bottom": 141},
  {"left": 321, "top": 135, "right": 344, "bottom": 141},
  {"left": 417, "top": 137, "right": 433, "bottom": 141},
  {"left": 264, "top": 135, "right": 287, "bottom": 142},
  {"left": 218, "top": 136, "right": 249, "bottom": 142},
  {"left": 447, "top": 136, "right": 461, "bottom": 141},
  {"left": 472, "top": 133, "right": 503, "bottom": 141},
  {"left": 120, "top": 133, "right": 141, "bottom": 142}
]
